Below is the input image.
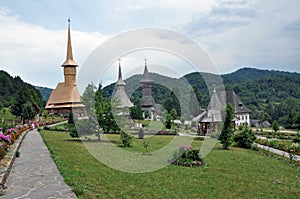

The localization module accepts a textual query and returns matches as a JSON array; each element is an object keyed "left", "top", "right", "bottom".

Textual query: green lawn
[
  {"left": 0, "top": 108, "right": 19, "bottom": 124},
  {"left": 40, "top": 130, "right": 300, "bottom": 199}
]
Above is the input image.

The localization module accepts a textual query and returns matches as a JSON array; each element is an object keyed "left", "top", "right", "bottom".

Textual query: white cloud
[
  {"left": 1, "top": 0, "right": 300, "bottom": 91},
  {"left": 184, "top": 0, "right": 300, "bottom": 73}
]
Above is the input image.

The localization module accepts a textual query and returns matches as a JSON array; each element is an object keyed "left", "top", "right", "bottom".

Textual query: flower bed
[
  {"left": 169, "top": 144, "right": 205, "bottom": 167},
  {"left": 156, "top": 130, "right": 177, "bottom": 135},
  {"left": 255, "top": 131, "right": 297, "bottom": 140},
  {"left": 255, "top": 139, "right": 300, "bottom": 155},
  {"left": 0, "top": 125, "right": 31, "bottom": 161}
]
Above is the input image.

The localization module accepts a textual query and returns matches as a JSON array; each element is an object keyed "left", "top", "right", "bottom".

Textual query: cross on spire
[
  {"left": 61, "top": 18, "right": 78, "bottom": 67},
  {"left": 118, "top": 58, "right": 122, "bottom": 80}
]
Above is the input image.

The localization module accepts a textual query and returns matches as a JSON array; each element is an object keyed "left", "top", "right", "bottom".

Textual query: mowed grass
[{"left": 40, "top": 130, "right": 300, "bottom": 199}]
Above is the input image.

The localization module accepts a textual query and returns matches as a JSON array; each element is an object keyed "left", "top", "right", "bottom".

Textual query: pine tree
[{"left": 219, "top": 103, "right": 234, "bottom": 149}]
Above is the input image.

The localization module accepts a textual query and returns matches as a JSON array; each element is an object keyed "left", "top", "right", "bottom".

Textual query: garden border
[
  {"left": 0, "top": 129, "right": 30, "bottom": 190},
  {"left": 253, "top": 143, "right": 300, "bottom": 161}
]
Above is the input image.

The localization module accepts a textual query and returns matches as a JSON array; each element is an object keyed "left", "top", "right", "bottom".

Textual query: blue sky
[{"left": 0, "top": 0, "right": 300, "bottom": 88}]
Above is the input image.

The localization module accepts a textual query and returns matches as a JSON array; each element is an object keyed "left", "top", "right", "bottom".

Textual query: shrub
[
  {"left": 69, "top": 128, "right": 79, "bottom": 138},
  {"left": 293, "top": 133, "right": 300, "bottom": 143},
  {"left": 251, "top": 145, "right": 260, "bottom": 151},
  {"left": 143, "top": 140, "right": 150, "bottom": 153},
  {"left": 16, "top": 150, "right": 20, "bottom": 158},
  {"left": 120, "top": 132, "right": 133, "bottom": 147},
  {"left": 233, "top": 127, "right": 256, "bottom": 149}
]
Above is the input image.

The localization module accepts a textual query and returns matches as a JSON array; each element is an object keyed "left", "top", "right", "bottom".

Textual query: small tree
[
  {"left": 165, "top": 114, "right": 172, "bottom": 129},
  {"left": 272, "top": 120, "right": 280, "bottom": 132},
  {"left": 170, "top": 108, "right": 177, "bottom": 121},
  {"left": 219, "top": 103, "right": 234, "bottom": 149},
  {"left": 120, "top": 132, "right": 133, "bottom": 147}
]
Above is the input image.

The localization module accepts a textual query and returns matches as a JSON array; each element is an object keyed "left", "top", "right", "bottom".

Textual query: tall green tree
[
  {"left": 95, "top": 84, "right": 120, "bottom": 133},
  {"left": 80, "top": 83, "right": 100, "bottom": 140},
  {"left": 219, "top": 103, "right": 234, "bottom": 149},
  {"left": 130, "top": 98, "right": 143, "bottom": 120},
  {"left": 170, "top": 87, "right": 181, "bottom": 116},
  {"left": 81, "top": 83, "right": 97, "bottom": 116},
  {"left": 162, "top": 98, "right": 173, "bottom": 113},
  {"left": 11, "top": 90, "right": 36, "bottom": 123},
  {"left": 170, "top": 108, "right": 177, "bottom": 121},
  {"left": 21, "top": 102, "right": 36, "bottom": 123}
]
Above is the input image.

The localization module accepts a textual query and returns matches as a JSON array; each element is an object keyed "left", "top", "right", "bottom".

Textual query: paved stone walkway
[{"left": 0, "top": 129, "right": 77, "bottom": 199}]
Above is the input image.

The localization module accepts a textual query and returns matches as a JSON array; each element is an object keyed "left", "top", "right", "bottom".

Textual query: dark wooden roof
[
  {"left": 222, "top": 90, "right": 251, "bottom": 114},
  {"left": 140, "top": 64, "right": 153, "bottom": 83}
]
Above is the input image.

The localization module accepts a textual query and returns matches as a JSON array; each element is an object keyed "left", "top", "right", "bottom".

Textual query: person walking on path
[{"left": 0, "top": 129, "right": 77, "bottom": 199}]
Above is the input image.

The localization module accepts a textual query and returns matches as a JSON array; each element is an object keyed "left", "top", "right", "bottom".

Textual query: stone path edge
[
  {"left": 0, "top": 129, "right": 30, "bottom": 190},
  {"left": 254, "top": 143, "right": 300, "bottom": 161}
]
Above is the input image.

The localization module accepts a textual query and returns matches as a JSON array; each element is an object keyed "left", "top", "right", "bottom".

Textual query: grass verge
[{"left": 40, "top": 130, "right": 300, "bottom": 199}]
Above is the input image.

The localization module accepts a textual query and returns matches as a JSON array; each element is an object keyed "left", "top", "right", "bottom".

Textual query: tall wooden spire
[
  {"left": 114, "top": 60, "right": 133, "bottom": 108},
  {"left": 45, "top": 19, "right": 85, "bottom": 116},
  {"left": 117, "top": 59, "right": 126, "bottom": 86},
  {"left": 62, "top": 18, "right": 78, "bottom": 67},
  {"left": 140, "top": 59, "right": 156, "bottom": 119},
  {"left": 140, "top": 58, "right": 152, "bottom": 83}
]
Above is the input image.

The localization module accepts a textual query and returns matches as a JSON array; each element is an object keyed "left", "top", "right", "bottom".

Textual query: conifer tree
[{"left": 219, "top": 103, "right": 234, "bottom": 149}]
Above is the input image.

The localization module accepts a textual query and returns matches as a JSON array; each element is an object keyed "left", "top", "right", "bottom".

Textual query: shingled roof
[
  {"left": 46, "top": 83, "right": 85, "bottom": 109},
  {"left": 221, "top": 90, "right": 251, "bottom": 114},
  {"left": 113, "top": 62, "right": 133, "bottom": 108},
  {"left": 195, "top": 90, "right": 250, "bottom": 122},
  {"left": 140, "top": 60, "right": 153, "bottom": 84}
]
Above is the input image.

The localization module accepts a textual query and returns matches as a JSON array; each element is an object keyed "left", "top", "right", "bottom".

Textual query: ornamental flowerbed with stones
[
  {"left": 169, "top": 144, "right": 206, "bottom": 167},
  {"left": 255, "top": 139, "right": 300, "bottom": 155},
  {"left": 0, "top": 126, "right": 31, "bottom": 160}
]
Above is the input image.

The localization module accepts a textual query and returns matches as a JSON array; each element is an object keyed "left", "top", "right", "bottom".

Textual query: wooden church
[{"left": 45, "top": 20, "right": 85, "bottom": 116}]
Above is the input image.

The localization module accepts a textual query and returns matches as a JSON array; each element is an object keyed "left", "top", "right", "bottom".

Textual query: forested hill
[
  {"left": 223, "top": 68, "right": 300, "bottom": 127},
  {"left": 0, "top": 70, "right": 44, "bottom": 111},
  {"left": 222, "top": 67, "right": 300, "bottom": 83},
  {"left": 103, "top": 67, "right": 300, "bottom": 128},
  {"left": 36, "top": 86, "right": 52, "bottom": 101}
]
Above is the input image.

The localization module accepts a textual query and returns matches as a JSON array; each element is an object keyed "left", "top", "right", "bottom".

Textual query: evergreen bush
[
  {"left": 120, "top": 132, "right": 133, "bottom": 147},
  {"left": 234, "top": 127, "right": 256, "bottom": 149}
]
